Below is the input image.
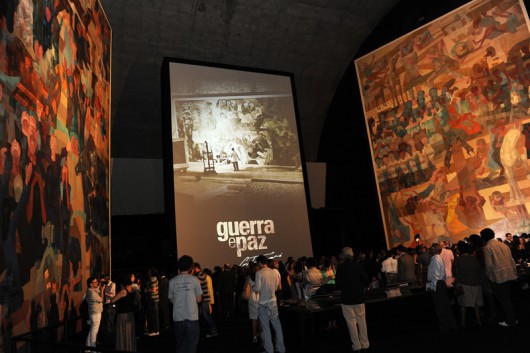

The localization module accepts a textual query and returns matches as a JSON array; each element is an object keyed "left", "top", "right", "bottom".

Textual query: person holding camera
[{"left": 86, "top": 276, "right": 105, "bottom": 350}]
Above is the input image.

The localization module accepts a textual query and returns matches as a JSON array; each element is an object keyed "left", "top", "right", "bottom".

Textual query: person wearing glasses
[{"left": 86, "top": 276, "right": 105, "bottom": 350}]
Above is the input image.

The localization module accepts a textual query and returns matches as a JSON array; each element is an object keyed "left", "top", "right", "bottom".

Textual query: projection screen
[{"left": 162, "top": 59, "right": 313, "bottom": 269}]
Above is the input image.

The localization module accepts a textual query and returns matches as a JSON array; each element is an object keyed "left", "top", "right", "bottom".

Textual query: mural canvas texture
[
  {"left": 0, "top": 0, "right": 110, "bottom": 346},
  {"left": 355, "top": 0, "right": 530, "bottom": 248}
]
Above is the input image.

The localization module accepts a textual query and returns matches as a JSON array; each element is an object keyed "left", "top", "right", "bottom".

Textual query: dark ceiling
[{"left": 100, "top": 0, "right": 399, "bottom": 162}]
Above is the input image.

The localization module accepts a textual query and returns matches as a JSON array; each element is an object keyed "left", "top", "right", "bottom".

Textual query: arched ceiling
[{"left": 100, "top": 0, "right": 399, "bottom": 161}]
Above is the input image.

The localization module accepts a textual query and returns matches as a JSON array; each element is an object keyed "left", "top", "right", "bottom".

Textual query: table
[{"left": 279, "top": 285, "right": 429, "bottom": 353}]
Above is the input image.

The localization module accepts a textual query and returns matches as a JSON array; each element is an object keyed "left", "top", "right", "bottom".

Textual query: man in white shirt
[
  {"left": 302, "top": 257, "right": 322, "bottom": 299},
  {"left": 427, "top": 243, "right": 457, "bottom": 332},
  {"left": 439, "top": 241, "right": 455, "bottom": 287},
  {"left": 254, "top": 255, "right": 285, "bottom": 353},
  {"left": 381, "top": 251, "right": 398, "bottom": 286},
  {"left": 168, "top": 255, "right": 203, "bottom": 353}
]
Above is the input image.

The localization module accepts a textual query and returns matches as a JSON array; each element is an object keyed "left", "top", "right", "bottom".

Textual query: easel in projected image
[{"left": 202, "top": 141, "right": 216, "bottom": 174}]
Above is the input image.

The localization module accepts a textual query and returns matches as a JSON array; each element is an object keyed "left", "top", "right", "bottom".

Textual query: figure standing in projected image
[{"left": 230, "top": 148, "right": 240, "bottom": 171}]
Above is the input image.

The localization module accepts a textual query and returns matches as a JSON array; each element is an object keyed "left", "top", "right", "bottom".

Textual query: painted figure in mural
[
  {"left": 456, "top": 184, "right": 487, "bottom": 230},
  {"left": 0, "top": 156, "right": 32, "bottom": 321},
  {"left": 399, "top": 38, "right": 421, "bottom": 94},
  {"left": 426, "top": 40, "right": 460, "bottom": 86},
  {"left": 386, "top": 194, "right": 411, "bottom": 245},
  {"left": 449, "top": 90, "right": 482, "bottom": 136},
  {"left": 474, "top": 138, "right": 501, "bottom": 180},
  {"left": 488, "top": 189, "right": 530, "bottom": 231},
  {"left": 429, "top": 87, "right": 475, "bottom": 167},
  {"left": 387, "top": 52, "right": 405, "bottom": 107},
  {"left": 500, "top": 122, "right": 528, "bottom": 201},
  {"left": 472, "top": 8, "right": 519, "bottom": 49}
]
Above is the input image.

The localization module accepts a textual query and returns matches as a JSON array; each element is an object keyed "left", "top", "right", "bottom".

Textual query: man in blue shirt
[{"left": 427, "top": 243, "right": 457, "bottom": 332}]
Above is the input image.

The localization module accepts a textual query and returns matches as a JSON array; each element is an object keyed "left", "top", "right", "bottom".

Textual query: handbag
[
  {"left": 241, "top": 279, "right": 251, "bottom": 301},
  {"left": 453, "top": 283, "right": 464, "bottom": 296},
  {"left": 452, "top": 260, "right": 464, "bottom": 296}
]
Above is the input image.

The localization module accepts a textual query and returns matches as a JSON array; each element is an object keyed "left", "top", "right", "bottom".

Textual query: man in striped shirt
[
  {"left": 194, "top": 263, "right": 218, "bottom": 337},
  {"left": 146, "top": 267, "right": 160, "bottom": 336}
]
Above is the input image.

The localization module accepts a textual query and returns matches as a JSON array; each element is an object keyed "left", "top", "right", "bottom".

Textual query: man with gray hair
[
  {"left": 335, "top": 247, "right": 370, "bottom": 352},
  {"left": 481, "top": 227, "right": 518, "bottom": 327}
]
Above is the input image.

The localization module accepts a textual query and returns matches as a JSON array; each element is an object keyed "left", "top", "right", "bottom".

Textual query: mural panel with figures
[
  {"left": 0, "top": 0, "right": 110, "bottom": 347},
  {"left": 355, "top": 0, "right": 530, "bottom": 248}
]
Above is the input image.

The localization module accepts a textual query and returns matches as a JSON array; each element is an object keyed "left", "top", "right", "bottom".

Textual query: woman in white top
[{"left": 247, "top": 262, "right": 261, "bottom": 343}]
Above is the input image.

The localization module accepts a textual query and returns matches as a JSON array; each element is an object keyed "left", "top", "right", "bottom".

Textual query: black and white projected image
[
  {"left": 172, "top": 96, "right": 300, "bottom": 168},
  {"left": 167, "top": 61, "right": 313, "bottom": 269}
]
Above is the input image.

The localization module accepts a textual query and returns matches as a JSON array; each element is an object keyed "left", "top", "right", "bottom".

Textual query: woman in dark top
[
  {"left": 111, "top": 274, "right": 137, "bottom": 352},
  {"left": 511, "top": 238, "right": 527, "bottom": 264},
  {"left": 453, "top": 241, "right": 483, "bottom": 328}
]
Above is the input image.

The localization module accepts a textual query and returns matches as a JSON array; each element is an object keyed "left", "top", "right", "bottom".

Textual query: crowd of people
[{"left": 81, "top": 227, "right": 527, "bottom": 353}]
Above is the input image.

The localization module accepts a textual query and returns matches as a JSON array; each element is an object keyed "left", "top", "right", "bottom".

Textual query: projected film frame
[{"left": 161, "top": 58, "right": 314, "bottom": 269}]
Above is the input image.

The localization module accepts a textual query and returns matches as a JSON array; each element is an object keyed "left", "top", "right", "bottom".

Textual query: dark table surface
[{"left": 280, "top": 283, "right": 427, "bottom": 313}]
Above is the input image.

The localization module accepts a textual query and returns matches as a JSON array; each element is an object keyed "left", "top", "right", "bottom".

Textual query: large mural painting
[
  {"left": 355, "top": 0, "right": 530, "bottom": 248},
  {"left": 0, "top": 0, "right": 110, "bottom": 348}
]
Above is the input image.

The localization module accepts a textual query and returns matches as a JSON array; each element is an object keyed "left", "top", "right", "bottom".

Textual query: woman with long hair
[
  {"left": 111, "top": 274, "right": 137, "bottom": 351},
  {"left": 247, "top": 262, "right": 261, "bottom": 344}
]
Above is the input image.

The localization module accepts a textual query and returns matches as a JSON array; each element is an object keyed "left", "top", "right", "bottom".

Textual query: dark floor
[
  {"left": 127, "top": 283, "right": 530, "bottom": 353},
  {"left": 43, "top": 283, "right": 528, "bottom": 353}
]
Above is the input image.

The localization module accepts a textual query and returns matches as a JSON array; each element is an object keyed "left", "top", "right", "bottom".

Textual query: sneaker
[
  {"left": 498, "top": 320, "right": 518, "bottom": 327},
  {"left": 206, "top": 332, "right": 218, "bottom": 338},
  {"left": 147, "top": 332, "right": 157, "bottom": 336}
]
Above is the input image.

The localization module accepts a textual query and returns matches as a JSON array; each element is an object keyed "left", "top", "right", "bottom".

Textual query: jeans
[
  {"left": 258, "top": 301, "right": 285, "bottom": 353},
  {"left": 146, "top": 300, "right": 160, "bottom": 333},
  {"left": 173, "top": 320, "right": 200, "bottom": 353},
  {"left": 200, "top": 301, "right": 217, "bottom": 334},
  {"left": 491, "top": 281, "right": 516, "bottom": 325},
  {"left": 431, "top": 280, "right": 457, "bottom": 331},
  {"left": 341, "top": 304, "right": 369, "bottom": 351},
  {"left": 86, "top": 312, "right": 102, "bottom": 348}
]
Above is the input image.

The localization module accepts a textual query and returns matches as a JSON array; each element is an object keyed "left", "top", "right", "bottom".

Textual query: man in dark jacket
[
  {"left": 335, "top": 247, "right": 370, "bottom": 352},
  {"left": 396, "top": 245, "right": 416, "bottom": 284}
]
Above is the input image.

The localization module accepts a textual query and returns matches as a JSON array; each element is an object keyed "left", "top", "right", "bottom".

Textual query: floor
[{"left": 129, "top": 283, "right": 530, "bottom": 353}]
